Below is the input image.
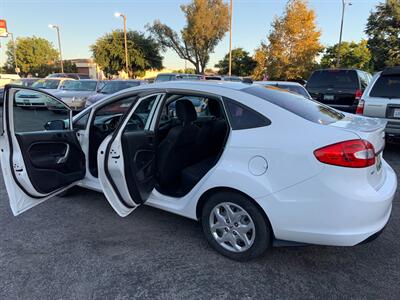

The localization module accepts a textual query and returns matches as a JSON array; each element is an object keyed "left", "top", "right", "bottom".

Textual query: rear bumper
[{"left": 258, "top": 160, "right": 397, "bottom": 247}]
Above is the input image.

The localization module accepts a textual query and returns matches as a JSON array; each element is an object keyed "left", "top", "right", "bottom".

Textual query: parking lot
[{"left": 0, "top": 125, "right": 399, "bottom": 299}]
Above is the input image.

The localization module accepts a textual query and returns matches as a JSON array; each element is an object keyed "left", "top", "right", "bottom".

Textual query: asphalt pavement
[{"left": 0, "top": 138, "right": 399, "bottom": 299}]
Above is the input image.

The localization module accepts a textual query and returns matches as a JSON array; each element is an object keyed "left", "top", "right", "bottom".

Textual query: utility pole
[
  {"left": 336, "top": 0, "right": 352, "bottom": 67},
  {"left": 228, "top": 0, "right": 233, "bottom": 76},
  {"left": 48, "top": 24, "right": 64, "bottom": 73},
  {"left": 115, "top": 12, "right": 129, "bottom": 77}
]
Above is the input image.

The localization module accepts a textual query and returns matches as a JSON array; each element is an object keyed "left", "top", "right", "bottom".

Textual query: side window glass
[
  {"left": 225, "top": 99, "right": 270, "bottom": 130},
  {"left": 73, "top": 110, "right": 90, "bottom": 130},
  {"left": 125, "top": 95, "right": 159, "bottom": 132},
  {"left": 94, "top": 97, "right": 136, "bottom": 123},
  {"left": 13, "top": 90, "right": 70, "bottom": 133}
]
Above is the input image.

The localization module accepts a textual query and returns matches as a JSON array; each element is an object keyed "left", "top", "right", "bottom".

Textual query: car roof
[{"left": 254, "top": 81, "right": 302, "bottom": 86}]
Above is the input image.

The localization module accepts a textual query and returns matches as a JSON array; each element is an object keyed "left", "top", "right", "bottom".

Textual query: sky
[{"left": 0, "top": 0, "right": 380, "bottom": 70}]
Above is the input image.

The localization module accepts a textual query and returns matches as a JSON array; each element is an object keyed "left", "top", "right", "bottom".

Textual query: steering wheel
[{"left": 102, "top": 115, "right": 122, "bottom": 132}]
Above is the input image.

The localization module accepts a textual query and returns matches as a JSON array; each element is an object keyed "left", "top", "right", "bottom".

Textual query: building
[{"left": 68, "top": 59, "right": 103, "bottom": 79}]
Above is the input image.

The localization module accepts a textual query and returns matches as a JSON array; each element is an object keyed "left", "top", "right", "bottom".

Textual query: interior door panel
[
  {"left": 15, "top": 130, "right": 85, "bottom": 194},
  {"left": 121, "top": 130, "right": 156, "bottom": 202}
]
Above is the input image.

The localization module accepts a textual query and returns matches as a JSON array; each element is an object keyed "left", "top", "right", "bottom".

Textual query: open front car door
[
  {"left": 97, "top": 93, "right": 163, "bottom": 217},
  {"left": 0, "top": 85, "right": 86, "bottom": 215}
]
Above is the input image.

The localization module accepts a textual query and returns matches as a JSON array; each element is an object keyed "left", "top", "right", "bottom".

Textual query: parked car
[
  {"left": 254, "top": 81, "right": 312, "bottom": 99},
  {"left": 306, "top": 69, "right": 372, "bottom": 113},
  {"left": 356, "top": 66, "right": 400, "bottom": 139},
  {"left": 0, "top": 78, "right": 41, "bottom": 105},
  {"left": 1, "top": 81, "right": 396, "bottom": 261},
  {"left": 15, "top": 78, "right": 75, "bottom": 107},
  {"left": 47, "top": 73, "right": 91, "bottom": 80},
  {"left": 155, "top": 73, "right": 203, "bottom": 82},
  {"left": 49, "top": 80, "right": 104, "bottom": 111},
  {"left": 85, "top": 80, "right": 146, "bottom": 107},
  {"left": 205, "top": 75, "right": 242, "bottom": 82}
]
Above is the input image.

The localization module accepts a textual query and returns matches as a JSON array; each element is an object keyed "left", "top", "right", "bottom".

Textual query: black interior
[
  {"left": 155, "top": 97, "right": 228, "bottom": 196},
  {"left": 88, "top": 93, "right": 229, "bottom": 199},
  {"left": 15, "top": 130, "right": 85, "bottom": 194}
]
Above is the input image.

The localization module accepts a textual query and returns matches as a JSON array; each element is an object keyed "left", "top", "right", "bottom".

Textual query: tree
[
  {"left": 256, "top": 0, "right": 323, "bottom": 80},
  {"left": 91, "top": 30, "right": 163, "bottom": 78},
  {"left": 148, "top": 0, "right": 229, "bottom": 74},
  {"left": 252, "top": 45, "right": 268, "bottom": 80},
  {"left": 5, "top": 36, "right": 60, "bottom": 77},
  {"left": 365, "top": 0, "right": 400, "bottom": 71},
  {"left": 320, "top": 40, "right": 372, "bottom": 71},
  {"left": 215, "top": 48, "right": 256, "bottom": 76}
]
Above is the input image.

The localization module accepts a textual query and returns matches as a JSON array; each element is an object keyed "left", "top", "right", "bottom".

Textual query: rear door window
[
  {"left": 224, "top": 99, "right": 271, "bottom": 130},
  {"left": 307, "top": 70, "right": 359, "bottom": 89},
  {"left": 243, "top": 86, "right": 344, "bottom": 125},
  {"left": 370, "top": 75, "right": 400, "bottom": 99}
]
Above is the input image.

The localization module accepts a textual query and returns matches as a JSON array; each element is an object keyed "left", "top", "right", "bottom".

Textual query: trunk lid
[{"left": 329, "top": 114, "right": 387, "bottom": 190}]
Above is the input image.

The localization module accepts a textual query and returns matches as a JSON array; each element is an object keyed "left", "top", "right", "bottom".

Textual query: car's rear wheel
[{"left": 201, "top": 191, "right": 271, "bottom": 261}]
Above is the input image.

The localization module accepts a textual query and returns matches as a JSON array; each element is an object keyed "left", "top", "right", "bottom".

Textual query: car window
[
  {"left": 13, "top": 90, "right": 70, "bottom": 133},
  {"left": 307, "top": 70, "right": 359, "bottom": 89},
  {"left": 61, "top": 80, "right": 98, "bottom": 91},
  {"left": 125, "top": 95, "right": 159, "bottom": 132},
  {"left": 73, "top": 110, "right": 90, "bottom": 130},
  {"left": 93, "top": 96, "right": 137, "bottom": 129},
  {"left": 273, "top": 84, "right": 309, "bottom": 98},
  {"left": 224, "top": 99, "right": 270, "bottom": 130},
  {"left": 99, "top": 81, "right": 140, "bottom": 94},
  {"left": 243, "top": 85, "right": 344, "bottom": 125},
  {"left": 370, "top": 75, "right": 400, "bottom": 99},
  {"left": 32, "top": 79, "right": 61, "bottom": 90},
  {"left": 156, "top": 75, "right": 173, "bottom": 82}
]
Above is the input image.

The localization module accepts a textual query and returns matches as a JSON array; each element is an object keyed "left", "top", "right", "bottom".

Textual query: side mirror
[{"left": 44, "top": 120, "right": 66, "bottom": 131}]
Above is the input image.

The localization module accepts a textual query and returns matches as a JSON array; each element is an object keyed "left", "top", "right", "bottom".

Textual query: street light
[
  {"left": 114, "top": 12, "right": 129, "bottom": 76},
  {"left": 7, "top": 32, "right": 19, "bottom": 74},
  {"left": 48, "top": 24, "right": 64, "bottom": 73},
  {"left": 336, "top": 0, "right": 352, "bottom": 68},
  {"left": 228, "top": 0, "right": 233, "bottom": 76}
]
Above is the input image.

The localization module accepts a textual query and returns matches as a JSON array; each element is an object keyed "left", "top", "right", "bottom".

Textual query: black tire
[{"left": 201, "top": 191, "right": 271, "bottom": 261}]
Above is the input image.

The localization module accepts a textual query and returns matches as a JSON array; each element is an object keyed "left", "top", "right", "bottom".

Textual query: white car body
[{"left": 0, "top": 81, "right": 397, "bottom": 255}]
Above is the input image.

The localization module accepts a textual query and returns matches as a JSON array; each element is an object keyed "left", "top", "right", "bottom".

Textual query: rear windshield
[
  {"left": 264, "top": 84, "right": 310, "bottom": 98},
  {"left": 156, "top": 75, "right": 173, "bottom": 82},
  {"left": 243, "top": 86, "right": 344, "bottom": 125},
  {"left": 32, "top": 79, "right": 60, "bottom": 89},
  {"left": 370, "top": 75, "right": 400, "bottom": 98},
  {"left": 307, "top": 70, "right": 359, "bottom": 89},
  {"left": 99, "top": 81, "right": 140, "bottom": 94}
]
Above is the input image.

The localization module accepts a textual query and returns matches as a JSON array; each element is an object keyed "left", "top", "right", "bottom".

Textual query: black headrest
[
  {"left": 208, "top": 100, "right": 222, "bottom": 118},
  {"left": 176, "top": 100, "right": 197, "bottom": 124}
]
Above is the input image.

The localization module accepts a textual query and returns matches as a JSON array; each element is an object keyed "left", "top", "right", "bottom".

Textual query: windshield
[
  {"left": 62, "top": 80, "right": 97, "bottom": 91},
  {"left": 99, "top": 81, "right": 140, "bottom": 94},
  {"left": 307, "top": 70, "right": 358, "bottom": 89},
  {"left": 370, "top": 75, "right": 400, "bottom": 99},
  {"left": 156, "top": 75, "right": 173, "bottom": 82},
  {"left": 243, "top": 85, "right": 344, "bottom": 125},
  {"left": 32, "top": 79, "right": 60, "bottom": 89}
]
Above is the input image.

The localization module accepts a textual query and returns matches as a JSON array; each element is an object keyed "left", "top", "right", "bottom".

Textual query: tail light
[
  {"left": 314, "top": 139, "right": 376, "bottom": 168},
  {"left": 356, "top": 99, "right": 365, "bottom": 115},
  {"left": 355, "top": 89, "right": 363, "bottom": 100}
]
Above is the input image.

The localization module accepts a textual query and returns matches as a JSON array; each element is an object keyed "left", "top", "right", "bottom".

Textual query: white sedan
[{"left": 1, "top": 81, "right": 397, "bottom": 260}]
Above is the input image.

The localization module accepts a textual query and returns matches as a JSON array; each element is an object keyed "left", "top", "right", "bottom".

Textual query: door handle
[{"left": 56, "top": 144, "right": 70, "bottom": 164}]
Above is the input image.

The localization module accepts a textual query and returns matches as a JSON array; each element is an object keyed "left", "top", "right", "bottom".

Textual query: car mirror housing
[{"left": 44, "top": 120, "right": 66, "bottom": 131}]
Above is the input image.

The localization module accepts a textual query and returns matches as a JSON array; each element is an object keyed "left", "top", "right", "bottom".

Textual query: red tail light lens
[
  {"left": 356, "top": 99, "right": 365, "bottom": 115},
  {"left": 314, "top": 139, "right": 376, "bottom": 168},
  {"left": 355, "top": 89, "right": 363, "bottom": 100}
]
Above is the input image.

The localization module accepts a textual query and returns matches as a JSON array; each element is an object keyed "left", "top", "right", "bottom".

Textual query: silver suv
[{"left": 357, "top": 67, "right": 400, "bottom": 138}]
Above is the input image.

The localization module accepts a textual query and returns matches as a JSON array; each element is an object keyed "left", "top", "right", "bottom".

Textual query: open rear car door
[
  {"left": 0, "top": 85, "right": 86, "bottom": 216},
  {"left": 97, "top": 93, "right": 163, "bottom": 217}
]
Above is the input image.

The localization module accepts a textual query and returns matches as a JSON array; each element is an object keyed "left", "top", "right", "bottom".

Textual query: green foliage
[
  {"left": 148, "top": 0, "right": 229, "bottom": 74},
  {"left": 320, "top": 40, "right": 372, "bottom": 71},
  {"left": 366, "top": 0, "right": 400, "bottom": 71},
  {"left": 5, "top": 36, "right": 60, "bottom": 77},
  {"left": 215, "top": 48, "right": 256, "bottom": 76},
  {"left": 91, "top": 30, "right": 163, "bottom": 78},
  {"left": 256, "top": 0, "right": 323, "bottom": 80}
]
